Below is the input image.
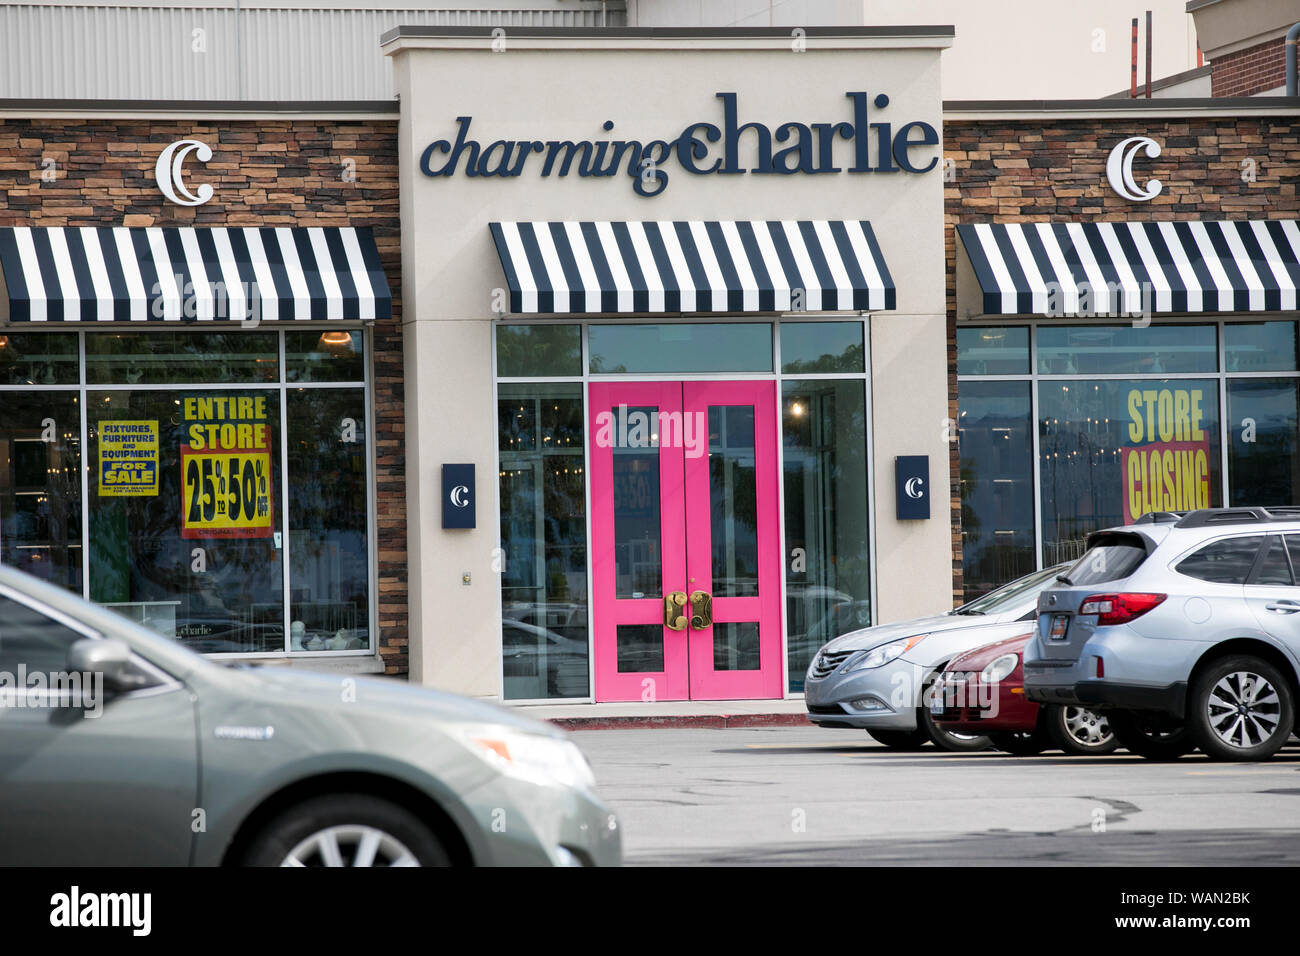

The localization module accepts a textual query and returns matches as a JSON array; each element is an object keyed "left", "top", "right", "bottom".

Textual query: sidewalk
[{"left": 510, "top": 698, "right": 811, "bottom": 730}]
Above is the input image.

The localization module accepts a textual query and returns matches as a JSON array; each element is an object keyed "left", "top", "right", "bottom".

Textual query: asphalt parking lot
[{"left": 575, "top": 725, "right": 1300, "bottom": 866}]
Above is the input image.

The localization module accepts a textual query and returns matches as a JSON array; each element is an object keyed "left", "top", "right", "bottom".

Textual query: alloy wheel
[
  {"left": 1206, "top": 671, "right": 1282, "bottom": 749},
  {"left": 280, "top": 825, "right": 422, "bottom": 867},
  {"left": 1063, "top": 706, "right": 1111, "bottom": 746}
]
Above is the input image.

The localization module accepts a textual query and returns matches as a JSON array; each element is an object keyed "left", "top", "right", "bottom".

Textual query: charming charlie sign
[{"left": 418, "top": 91, "right": 939, "bottom": 197}]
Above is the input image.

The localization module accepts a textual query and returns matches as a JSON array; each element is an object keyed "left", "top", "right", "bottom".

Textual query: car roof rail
[
  {"left": 1133, "top": 511, "right": 1184, "bottom": 525},
  {"left": 1174, "top": 506, "right": 1300, "bottom": 528}
]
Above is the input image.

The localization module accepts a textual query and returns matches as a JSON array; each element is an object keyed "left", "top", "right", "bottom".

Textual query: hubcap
[
  {"left": 280, "top": 825, "right": 420, "bottom": 867},
  {"left": 1206, "top": 671, "right": 1281, "bottom": 749},
  {"left": 1063, "top": 706, "right": 1112, "bottom": 746}
]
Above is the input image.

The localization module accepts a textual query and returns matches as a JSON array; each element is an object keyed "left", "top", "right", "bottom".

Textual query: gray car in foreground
[
  {"left": 805, "top": 564, "right": 1076, "bottom": 751},
  {"left": 1024, "top": 507, "right": 1300, "bottom": 762},
  {"left": 0, "top": 565, "right": 620, "bottom": 866}
]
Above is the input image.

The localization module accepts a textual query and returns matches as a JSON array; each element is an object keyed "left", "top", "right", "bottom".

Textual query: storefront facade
[
  {"left": 386, "top": 26, "right": 955, "bottom": 702},
  {"left": 0, "top": 110, "right": 409, "bottom": 673},
  {"left": 947, "top": 101, "right": 1300, "bottom": 601}
]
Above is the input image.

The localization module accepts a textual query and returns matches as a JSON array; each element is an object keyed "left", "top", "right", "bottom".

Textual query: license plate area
[{"left": 1049, "top": 614, "right": 1070, "bottom": 641}]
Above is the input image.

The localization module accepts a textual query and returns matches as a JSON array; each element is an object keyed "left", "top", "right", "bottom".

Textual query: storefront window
[
  {"left": 782, "top": 379, "right": 870, "bottom": 692},
  {"left": 0, "top": 392, "right": 82, "bottom": 591},
  {"left": 1224, "top": 322, "right": 1298, "bottom": 373},
  {"left": 779, "top": 322, "right": 864, "bottom": 373},
  {"left": 286, "top": 330, "right": 366, "bottom": 382},
  {"left": 0, "top": 332, "right": 78, "bottom": 385},
  {"left": 87, "top": 332, "right": 278, "bottom": 385},
  {"left": 957, "top": 381, "right": 1035, "bottom": 600},
  {"left": 1039, "top": 378, "right": 1221, "bottom": 564},
  {"left": 957, "top": 326, "right": 1029, "bottom": 375},
  {"left": 498, "top": 383, "right": 589, "bottom": 699},
  {"left": 1228, "top": 379, "right": 1300, "bottom": 506},
  {"left": 589, "top": 323, "right": 772, "bottom": 374},
  {"left": 287, "top": 388, "right": 370, "bottom": 651},
  {"left": 1037, "top": 324, "right": 1217, "bottom": 375},
  {"left": 496, "top": 325, "right": 582, "bottom": 377},
  {"left": 88, "top": 388, "right": 285, "bottom": 652}
]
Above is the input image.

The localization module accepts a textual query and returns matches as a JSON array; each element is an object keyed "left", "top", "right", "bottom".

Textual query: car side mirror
[{"left": 67, "top": 638, "right": 150, "bottom": 693}]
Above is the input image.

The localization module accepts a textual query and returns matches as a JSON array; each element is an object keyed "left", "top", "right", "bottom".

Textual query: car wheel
[
  {"left": 1045, "top": 704, "right": 1118, "bottom": 755},
  {"left": 988, "top": 730, "right": 1048, "bottom": 756},
  {"left": 919, "top": 708, "right": 992, "bottom": 752},
  {"left": 1108, "top": 709, "right": 1194, "bottom": 761},
  {"left": 1188, "top": 656, "right": 1295, "bottom": 762},
  {"left": 241, "top": 794, "right": 451, "bottom": 867},
  {"left": 865, "top": 728, "right": 930, "bottom": 750}
]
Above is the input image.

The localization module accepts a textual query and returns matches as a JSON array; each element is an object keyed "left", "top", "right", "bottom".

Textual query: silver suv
[{"left": 1023, "top": 507, "right": 1300, "bottom": 761}]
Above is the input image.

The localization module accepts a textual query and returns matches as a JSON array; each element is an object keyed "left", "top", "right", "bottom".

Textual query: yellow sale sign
[
  {"left": 180, "top": 395, "right": 273, "bottom": 539},
  {"left": 98, "top": 420, "right": 159, "bottom": 497}
]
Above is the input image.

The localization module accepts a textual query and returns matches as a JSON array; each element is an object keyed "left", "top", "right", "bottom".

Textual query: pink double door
[{"left": 588, "top": 380, "right": 783, "bottom": 701}]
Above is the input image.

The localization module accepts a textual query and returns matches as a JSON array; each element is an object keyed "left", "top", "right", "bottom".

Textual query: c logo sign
[
  {"left": 904, "top": 477, "right": 925, "bottom": 499},
  {"left": 155, "top": 140, "right": 214, "bottom": 207},
  {"left": 449, "top": 485, "right": 470, "bottom": 508},
  {"left": 1106, "top": 136, "right": 1163, "bottom": 202}
]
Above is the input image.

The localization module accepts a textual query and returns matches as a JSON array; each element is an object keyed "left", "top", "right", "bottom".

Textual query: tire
[
  {"left": 1187, "top": 655, "right": 1295, "bottom": 762},
  {"left": 865, "top": 728, "right": 930, "bottom": 750},
  {"left": 1108, "top": 709, "right": 1195, "bottom": 761},
  {"left": 1045, "top": 704, "right": 1118, "bottom": 756},
  {"left": 988, "top": 730, "right": 1048, "bottom": 756},
  {"left": 919, "top": 707, "right": 993, "bottom": 752},
  {"left": 241, "top": 793, "right": 452, "bottom": 867}
]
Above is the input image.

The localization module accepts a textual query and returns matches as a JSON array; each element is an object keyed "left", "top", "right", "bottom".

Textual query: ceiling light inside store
[{"left": 318, "top": 330, "right": 352, "bottom": 348}]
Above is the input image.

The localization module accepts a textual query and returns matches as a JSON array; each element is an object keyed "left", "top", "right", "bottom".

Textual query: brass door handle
[
  {"left": 664, "top": 591, "right": 687, "bottom": 631},
  {"left": 689, "top": 590, "right": 713, "bottom": 629}
]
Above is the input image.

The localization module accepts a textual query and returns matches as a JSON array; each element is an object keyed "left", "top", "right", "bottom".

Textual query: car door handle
[{"left": 1265, "top": 600, "right": 1300, "bottom": 613}]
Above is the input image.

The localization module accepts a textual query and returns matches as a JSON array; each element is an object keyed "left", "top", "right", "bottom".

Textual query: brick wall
[
  {"left": 1211, "top": 36, "right": 1286, "bottom": 97},
  {"left": 943, "top": 114, "right": 1300, "bottom": 604},
  {"left": 0, "top": 117, "right": 409, "bottom": 674}
]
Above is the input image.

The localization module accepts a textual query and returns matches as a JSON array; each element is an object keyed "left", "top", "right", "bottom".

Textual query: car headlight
[
  {"left": 457, "top": 725, "right": 596, "bottom": 791},
  {"left": 846, "top": 635, "right": 927, "bottom": 671},
  {"left": 980, "top": 653, "right": 1020, "bottom": 684}
]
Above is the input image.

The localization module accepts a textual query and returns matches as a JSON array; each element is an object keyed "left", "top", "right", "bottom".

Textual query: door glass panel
[
  {"left": 708, "top": 406, "right": 758, "bottom": 598},
  {"left": 612, "top": 405, "right": 662, "bottom": 599},
  {"left": 713, "top": 622, "right": 760, "bottom": 671},
  {"left": 498, "top": 383, "right": 589, "bottom": 700},
  {"left": 0, "top": 392, "right": 82, "bottom": 591},
  {"left": 617, "top": 624, "right": 663, "bottom": 673}
]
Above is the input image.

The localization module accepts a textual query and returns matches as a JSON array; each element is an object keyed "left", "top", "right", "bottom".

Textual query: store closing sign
[
  {"left": 98, "top": 420, "right": 159, "bottom": 497},
  {"left": 180, "top": 395, "right": 274, "bottom": 539},
  {"left": 1121, "top": 387, "right": 1211, "bottom": 523}
]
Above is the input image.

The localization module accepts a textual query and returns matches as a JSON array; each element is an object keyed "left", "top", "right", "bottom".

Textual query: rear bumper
[{"left": 1024, "top": 679, "right": 1187, "bottom": 719}]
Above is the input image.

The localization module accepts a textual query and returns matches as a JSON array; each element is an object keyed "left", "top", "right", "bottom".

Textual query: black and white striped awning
[
  {"left": 0, "top": 226, "right": 391, "bottom": 322},
  {"left": 956, "top": 220, "right": 1300, "bottom": 316},
  {"left": 489, "top": 220, "right": 895, "bottom": 314}
]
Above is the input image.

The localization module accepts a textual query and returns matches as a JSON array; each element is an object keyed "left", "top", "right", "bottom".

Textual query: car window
[
  {"left": 1176, "top": 535, "right": 1264, "bottom": 585},
  {"left": 0, "top": 593, "right": 88, "bottom": 673},
  {"left": 1285, "top": 536, "right": 1300, "bottom": 583},
  {"left": 954, "top": 565, "right": 1064, "bottom": 615},
  {"left": 1063, "top": 537, "right": 1148, "bottom": 586},
  {"left": 1253, "top": 536, "right": 1294, "bottom": 586}
]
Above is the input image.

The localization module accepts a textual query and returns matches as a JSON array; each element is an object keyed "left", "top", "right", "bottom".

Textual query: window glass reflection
[
  {"left": 589, "top": 323, "right": 772, "bottom": 374},
  {"left": 780, "top": 322, "right": 864, "bottom": 373},
  {"left": 0, "top": 333, "right": 78, "bottom": 386},
  {"left": 1228, "top": 378, "right": 1300, "bottom": 507},
  {"left": 87, "top": 332, "right": 278, "bottom": 385},
  {"left": 498, "top": 383, "right": 589, "bottom": 700},
  {"left": 1037, "top": 325, "right": 1216, "bottom": 375},
  {"left": 782, "top": 380, "right": 870, "bottom": 692},
  {"left": 957, "top": 327, "right": 1029, "bottom": 375}
]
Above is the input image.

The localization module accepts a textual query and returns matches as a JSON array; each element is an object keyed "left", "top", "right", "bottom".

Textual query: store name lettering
[
  {"left": 1121, "top": 388, "right": 1210, "bottom": 523},
  {"left": 418, "top": 92, "right": 939, "bottom": 196}
]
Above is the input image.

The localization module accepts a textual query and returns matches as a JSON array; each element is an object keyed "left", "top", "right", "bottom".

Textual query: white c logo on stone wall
[
  {"left": 155, "top": 140, "right": 214, "bottom": 207},
  {"left": 1106, "top": 136, "right": 1163, "bottom": 202}
]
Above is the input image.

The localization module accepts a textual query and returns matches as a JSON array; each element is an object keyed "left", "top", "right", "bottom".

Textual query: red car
[{"left": 931, "top": 632, "right": 1117, "bottom": 756}]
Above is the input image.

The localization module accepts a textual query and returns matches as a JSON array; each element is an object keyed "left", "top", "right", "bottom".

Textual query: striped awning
[
  {"left": 956, "top": 220, "right": 1300, "bottom": 316},
  {"left": 489, "top": 220, "right": 895, "bottom": 314},
  {"left": 0, "top": 226, "right": 391, "bottom": 322}
]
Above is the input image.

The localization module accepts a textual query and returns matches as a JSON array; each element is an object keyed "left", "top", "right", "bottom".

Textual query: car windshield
[{"left": 952, "top": 565, "right": 1066, "bottom": 616}]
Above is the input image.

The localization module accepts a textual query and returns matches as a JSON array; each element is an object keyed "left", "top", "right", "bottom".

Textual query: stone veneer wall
[
  {"left": 0, "top": 117, "right": 409, "bottom": 673},
  {"left": 943, "top": 113, "right": 1300, "bottom": 604}
]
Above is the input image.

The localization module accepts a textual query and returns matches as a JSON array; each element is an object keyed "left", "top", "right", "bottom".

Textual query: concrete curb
[{"left": 548, "top": 712, "right": 811, "bottom": 730}]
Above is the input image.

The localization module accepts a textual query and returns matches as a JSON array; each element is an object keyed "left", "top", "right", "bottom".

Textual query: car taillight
[{"left": 1079, "top": 592, "right": 1166, "bottom": 625}]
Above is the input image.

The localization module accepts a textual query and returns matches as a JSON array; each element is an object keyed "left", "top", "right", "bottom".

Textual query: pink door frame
[{"left": 588, "top": 380, "right": 783, "bottom": 701}]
